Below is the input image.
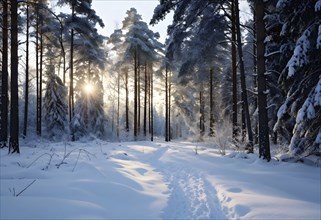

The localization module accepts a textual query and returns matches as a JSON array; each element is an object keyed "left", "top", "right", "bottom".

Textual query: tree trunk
[
  {"left": 9, "top": 0, "right": 20, "bottom": 153},
  {"left": 241, "top": 102, "right": 246, "bottom": 142},
  {"left": 38, "top": 19, "right": 43, "bottom": 136},
  {"left": 165, "top": 65, "right": 169, "bottom": 142},
  {"left": 1, "top": 0, "right": 9, "bottom": 147},
  {"left": 255, "top": 0, "right": 271, "bottom": 161},
  {"left": 168, "top": 69, "right": 171, "bottom": 141},
  {"left": 61, "top": 34, "right": 66, "bottom": 85},
  {"left": 252, "top": 7, "right": 258, "bottom": 145},
  {"left": 23, "top": 4, "right": 30, "bottom": 138},
  {"left": 235, "top": 0, "right": 254, "bottom": 152},
  {"left": 69, "top": 4, "right": 75, "bottom": 141},
  {"left": 143, "top": 63, "right": 147, "bottom": 136},
  {"left": 137, "top": 56, "right": 141, "bottom": 136},
  {"left": 134, "top": 49, "right": 138, "bottom": 139},
  {"left": 148, "top": 66, "right": 151, "bottom": 135},
  {"left": 125, "top": 69, "right": 129, "bottom": 132},
  {"left": 36, "top": 8, "right": 40, "bottom": 135},
  {"left": 199, "top": 88, "right": 205, "bottom": 138},
  {"left": 231, "top": 0, "right": 238, "bottom": 143},
  {"left": 111, "top": 104, "right": 115, "bottom": 133},
  {"left": 117, "top": 70, "right": 120, "bottom": 139},
  {"left": 150, "top": 66, "right": 154, "bottom": 141},
  {"left": 209, "top": 68, "right": 215, "bottom": 136}
]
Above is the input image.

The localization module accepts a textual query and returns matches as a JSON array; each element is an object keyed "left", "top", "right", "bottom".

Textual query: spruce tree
[
  {"left": 274, "top": 0, "right": 321, "bottom": 156},
  {"left": 43, "top": 69, "right": 68, "bottom": 140}
]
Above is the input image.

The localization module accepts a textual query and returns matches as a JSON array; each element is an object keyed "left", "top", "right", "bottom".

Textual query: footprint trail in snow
[
  {"left": 160, "top": 168, "right": 225, "bottom": 219},
  {"left": 142, "top": 145, "right": 226, "bottom": 219}
]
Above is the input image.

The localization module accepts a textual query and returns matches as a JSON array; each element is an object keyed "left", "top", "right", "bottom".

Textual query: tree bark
[
  {"left": 209, "top": 68, "right": 215, "bottom": 136},
  {"left": 241, "top": 103, "right": 246, "bottom": 142},
  {"left": 143, "top": 63, "right": 147, "bottom": 136},
  {"left": 231, "top": 0, "right": 238, "bottom": 142},
  {"left": 137, "top": 55, "right": 141, "bottom": 136},
  {"left": 125, "top": 69, "right": 129, "bottom": 132},
  {"left": 148, "top": 66, "right": 151, "bottom": 135},
  {"left": 150, "top": 66, "right": 154, "bottom": 141},
  {"left": 38, "top": 19, "right": 43, "bottom": 136},
  {"left": 168, "top": 69, "right": 171, "bottom": 141},
  {"left": 9, "top": 0, "right": 20, "bottom": 153},
  {"left": 36, "top": 8, "right": 40, "bottom": 135},
  {"left": 165, "top": 65, "right": 169, "bottom": 142},
  {"left": 252, "top": 6, "right": 258, "bottom": 145},
  {"left": 235, "top": 0, "right": 254, "bottom": 152},
  {"left": 23, "top": 4, "right": 30, "bottom": 138},
  {"left": 1, "top": 0, "right": 9, "bottom": 147},
  {"left": 69, "top": 4, "right": 75, "bottom": 141},
  {"left": 134, "top": 48, "right": 138, "bottom": 138},
  {"left": 255, "top": 0, "right": 271, "bottom": 161},
  {"left": 199, "top": 88, "right": 205, "bottom": 138},
  {"left": 117, "top": 69, "right": 120, "bottom": 139}
]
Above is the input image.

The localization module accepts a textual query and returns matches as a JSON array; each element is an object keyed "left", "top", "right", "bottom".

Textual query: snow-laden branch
[{"left": 264, "top": 50, "right": 281, "bottom": 58}]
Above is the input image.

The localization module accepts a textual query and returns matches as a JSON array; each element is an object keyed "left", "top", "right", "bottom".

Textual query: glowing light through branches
[{"left": 83, "top": 83, "right": 95, "bottom": 95}]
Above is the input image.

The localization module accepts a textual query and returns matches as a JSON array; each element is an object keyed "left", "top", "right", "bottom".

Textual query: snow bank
[{"left": 1, "top": 140, "right": 320, "bottom": 219}]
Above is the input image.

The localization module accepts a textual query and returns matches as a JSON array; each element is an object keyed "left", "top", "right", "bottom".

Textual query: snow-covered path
[
  {"left": 114, "top": 143, "right": 225, "bottom": 219},
  {"left": 1, "top": 140, "right": 320, "bottom": 219},
  {"left": 160, "top": 167, "right": 223, "bottom": 219}
]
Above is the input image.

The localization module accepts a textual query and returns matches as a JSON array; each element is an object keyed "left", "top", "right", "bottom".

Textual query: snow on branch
[
  {"left": 277, "top": 102, "right": 288, "bottom": 119},
  {"left": 316, "top": 0, "right": 321, "bottom": 12},
  {"left": 296, "top": 77, "right": 321, "bottom": 124},
  {"left": 296, "top": 97, "right": 315, "bottom": 124},
  {"left": 286, "top": 28, "right": 311, "bottom": 78},
  {"left": 276, "top": 0, "right": 289, "bottom": 10},
  {"left": 264, "top": 50, "right": 281, "bottom": 58}
]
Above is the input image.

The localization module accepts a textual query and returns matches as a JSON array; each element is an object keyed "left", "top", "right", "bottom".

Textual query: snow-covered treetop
[
  {"left": 57, "top": 0, "right": 104, "bottom": 28},
  {"left": 151, "top": 0, "right": 228, "bottom": 83},
  {"left": 120, "top": 8, "right": 164, "bottom": 64}
]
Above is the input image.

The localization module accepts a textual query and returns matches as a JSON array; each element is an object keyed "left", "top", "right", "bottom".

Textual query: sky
[{"left": 89, "top": 0, "right": 251, "bottom": 43}]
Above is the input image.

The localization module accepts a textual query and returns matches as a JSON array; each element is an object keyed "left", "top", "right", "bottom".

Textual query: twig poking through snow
[
  {"left": 16, "top": 179, "right": 37, "bottom": 197},
  {"left": 27, "top": 153, "right": 59, "bottom": 169},
  {"left": 72, "top": 150, "right": 82, "bottom": 172},
  {"left": 72, "top": 149, "right": 97, "bottom": 172}
]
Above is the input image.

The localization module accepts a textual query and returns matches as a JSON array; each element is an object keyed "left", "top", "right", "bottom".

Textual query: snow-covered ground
[{"left": 1, "top": 139, "right": 320, "bottom": 219}]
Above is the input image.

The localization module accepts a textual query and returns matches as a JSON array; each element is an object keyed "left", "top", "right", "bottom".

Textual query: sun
[{"left": 83, "top": 83, "right": 94, "bottom": 95}]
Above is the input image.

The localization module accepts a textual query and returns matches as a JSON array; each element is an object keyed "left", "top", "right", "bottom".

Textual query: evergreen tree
[
  {"left": 43, "top": 68, "right": 68, "bottom": 140},
  {"left": 262, "top": 0, "right": 285, "bottom": 144},
  {"left": 70, "top": 32, "right": 107, "bottom": 139},
  {"left": 151, "top": 0, "right": 229, "bottom": 137},
  {"left": 234, "top": 0, "right": 254, "bottom": 151},
  {"left": 107, "top": 29, "right": 124, "bottom": 138},
  {"left": 57, "top": 0, "right": 104, "bottom": 140},
  {"left": 119, "top": 8, "right": 163, "bottom": 139},
  {"left": 71, "top": 72, "right": 106, "bottom": 139},
  {"left": 274, "top": 0, "right": 321, "bottom": 156}
]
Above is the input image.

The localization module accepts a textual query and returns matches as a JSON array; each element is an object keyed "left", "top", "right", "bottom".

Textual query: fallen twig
[{"left": 16, "top": 179, "right": 37, "bottom": 197}]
